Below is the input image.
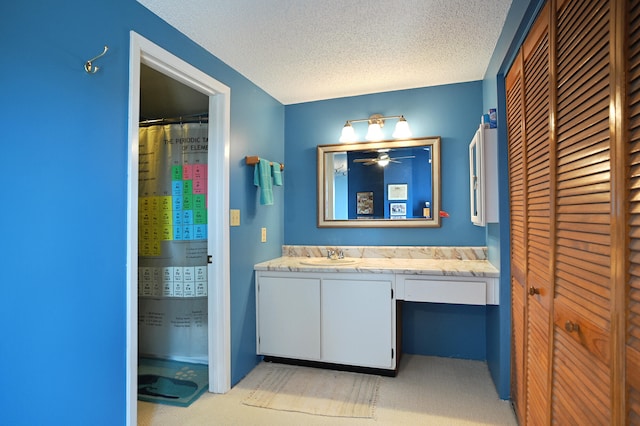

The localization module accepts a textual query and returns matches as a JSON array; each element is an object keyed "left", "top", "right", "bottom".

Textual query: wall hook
[{"left": 84, "top": 45, "right": 109, "bottom": 74}]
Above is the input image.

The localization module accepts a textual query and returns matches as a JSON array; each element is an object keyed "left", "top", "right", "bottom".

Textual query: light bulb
[
  {"left": 365, "top": 123, "right": 384, "bottom": 141},
  {"left": 377, "top": 153, "right": 390, "bottom": 167},
  {"left": 392, "top": 116, "right": 412, "bottom": 139},
  {"left": 339, "top": 122, "right": 356, "bottom": 143}
]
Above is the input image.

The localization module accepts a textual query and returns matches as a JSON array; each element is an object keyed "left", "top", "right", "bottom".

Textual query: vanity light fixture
[{"left": 339, "top": 114, "right": 412, "bottom": 143}]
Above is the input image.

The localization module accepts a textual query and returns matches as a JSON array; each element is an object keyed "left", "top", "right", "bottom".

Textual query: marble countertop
[{"left": 254, "top": 246, "right": 499, "bottom": 278}]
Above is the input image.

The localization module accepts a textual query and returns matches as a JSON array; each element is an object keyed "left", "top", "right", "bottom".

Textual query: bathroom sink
[{"left": 299, "top": 258, "right": 359, "bottom": 266}]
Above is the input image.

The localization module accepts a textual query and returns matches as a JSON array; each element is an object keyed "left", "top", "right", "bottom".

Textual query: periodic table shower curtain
[{"left": 137, "top": 123, "right": 209, "bottom": 362}]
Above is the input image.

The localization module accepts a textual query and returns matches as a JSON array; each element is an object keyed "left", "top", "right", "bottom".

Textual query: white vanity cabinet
[
  {"left": 255, "top": 271, "right": 397, "bottom": 371},
  {"left": 321, "top": 276, "right": 394, "bottom": 369},
  {"left": 256, "top": 274, "right": 321, "bottom": 360},
  {"left": 469, "top": 125, "right": 499, "bottom": 226}
]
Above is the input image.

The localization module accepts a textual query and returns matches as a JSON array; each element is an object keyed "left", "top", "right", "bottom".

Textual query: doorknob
[
  {"left": 564, "top": 321, "right": 580, "bottom": 333},
  {"left": 528, "top": 286, "right": 540, "bottom": 296}
]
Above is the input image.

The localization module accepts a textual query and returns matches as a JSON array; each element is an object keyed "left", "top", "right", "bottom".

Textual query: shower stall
[{"left": 137, "top": 121, "right": 209, "bottom": 363}]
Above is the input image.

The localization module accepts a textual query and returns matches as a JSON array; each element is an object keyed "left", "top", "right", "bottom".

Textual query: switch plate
[
  {"left": 230, "top": 209, "right": 240, "bottom": 226},
  {"left": 261, "top": 227, "right": 267, "bottom": 242}
]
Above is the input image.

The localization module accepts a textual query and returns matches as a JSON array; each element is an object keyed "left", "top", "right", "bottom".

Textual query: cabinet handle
[
  {"left": 564, "top": 321, "right": 580, "bottom": 333},
  {"left": 528, "top": 286, "right": 539, "bottom": 296}
]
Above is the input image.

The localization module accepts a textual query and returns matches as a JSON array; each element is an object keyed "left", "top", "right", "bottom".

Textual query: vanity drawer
[{"left": 399, "top": 276, "right": 488, "bottom": 305}]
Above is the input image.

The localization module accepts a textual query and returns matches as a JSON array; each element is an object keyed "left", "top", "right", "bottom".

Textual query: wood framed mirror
[{"left": 317, "top": 137, "right": 441, "bottom": 228}]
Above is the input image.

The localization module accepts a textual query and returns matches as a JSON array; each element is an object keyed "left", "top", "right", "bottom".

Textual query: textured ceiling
[{"left": 137, "top": 0, "right": 513, "bottom": 105}]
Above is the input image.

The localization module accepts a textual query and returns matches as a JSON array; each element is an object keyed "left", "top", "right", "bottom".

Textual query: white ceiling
[{"left": 137, "top": 0, "right": 513, "bottom": 105}]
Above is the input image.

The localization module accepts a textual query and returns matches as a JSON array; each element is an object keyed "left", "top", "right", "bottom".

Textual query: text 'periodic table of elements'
[{"left": 138, "top": 163, "right": 208, "bottom": 257}]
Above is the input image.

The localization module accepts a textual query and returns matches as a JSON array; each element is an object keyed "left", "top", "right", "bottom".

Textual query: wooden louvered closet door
[
  {"left": 553, "top": 0, "right": 612, "bottom": 423},
  {"left": 627, "top": 0, "right": 640, "bottom": 422},
  {"left": 522, "top": 4, "right": 552, "bottom": 425},
  {"left": 506, "top": 5, "right": 552, "bottom": 424},
  {"left": 507, "top": 0, "right": 633, "bottom": 422},
  {"left": 506, "top": 52, "right": 526, "bottom": 425}
]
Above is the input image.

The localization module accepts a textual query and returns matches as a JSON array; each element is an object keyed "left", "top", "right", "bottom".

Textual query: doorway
[{"left": 126, "top": 32, "right": 231, "bottom": 425}]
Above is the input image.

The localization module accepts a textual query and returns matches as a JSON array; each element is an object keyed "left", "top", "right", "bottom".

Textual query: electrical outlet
[
  {"left": 261, "top": 227, "right": 267, "bottom": 242},
  {"left": 230, "top": 209, "right": 240, "bottom": 226}
]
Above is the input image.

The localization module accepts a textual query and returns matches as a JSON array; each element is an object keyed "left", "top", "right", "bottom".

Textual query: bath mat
[
  {"left": 138, "top": 357, "right": 208, "bottom": 407},
  {"left": 242, "top": 364, "right": 380, "bottom": 418}
]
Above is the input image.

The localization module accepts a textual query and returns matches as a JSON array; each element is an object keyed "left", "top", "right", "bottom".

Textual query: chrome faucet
[{"left": 327, "top": 249, "right": 345, "bottom": 260}]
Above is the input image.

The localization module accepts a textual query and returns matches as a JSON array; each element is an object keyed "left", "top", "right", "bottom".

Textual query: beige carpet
[
  {"left": 242, "top": 364, "right": 380, "bottom": 418},
  {"left": 138, "top": 354, "right": 517, "bottom": 425}
]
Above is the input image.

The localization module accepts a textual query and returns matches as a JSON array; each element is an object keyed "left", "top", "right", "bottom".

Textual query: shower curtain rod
[{"left": 139, "top": 112, "right": 208, "bottom": 126}]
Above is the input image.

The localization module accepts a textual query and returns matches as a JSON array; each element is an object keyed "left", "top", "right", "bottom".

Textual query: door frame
[{"left": 126, "top": 31, "right": 231, "bottom": 425}]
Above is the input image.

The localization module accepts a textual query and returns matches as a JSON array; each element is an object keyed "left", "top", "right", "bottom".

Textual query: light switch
[
  {"left": 230, "top": 209, "right": 240, "bottom": 226},
  {"left": 261, "top": 227, "right": 267, "bottom": 242}
]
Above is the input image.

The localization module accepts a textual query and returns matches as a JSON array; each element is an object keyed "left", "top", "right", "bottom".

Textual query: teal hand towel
[
  {"left": 272, "top": 162, "right": 283, "bottom": 186},
  {"left": 254, "top": 158, "right": 273, "bottom": 205}
]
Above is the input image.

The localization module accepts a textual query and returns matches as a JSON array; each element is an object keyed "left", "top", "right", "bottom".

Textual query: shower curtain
[{"left": 138, "top": 123, "right": 209, "bottom": 363}]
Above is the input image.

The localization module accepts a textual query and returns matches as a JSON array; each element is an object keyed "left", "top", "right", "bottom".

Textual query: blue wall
[
  {"left": 403, "top": 303, "right": 487, "bottom": 359},
  {"left": 480, "top": 0, "right": 545, "bottom": 400},
  {"left": 347, "top": 152, "right": 385, "bottom": 218},
  {"left": 284, "top": 82, "right": 486, "bottom": 246},
  {"left": 0, "top": 1, "right": 283, "bottom": 424}
]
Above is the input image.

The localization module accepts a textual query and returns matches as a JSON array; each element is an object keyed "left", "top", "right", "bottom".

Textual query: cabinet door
[
  {"left": 469, "top": 128, "right": 484, "bottom": 226},
  {"left": 256, "top": 275, "right": 321, "bottom": 360},
  {"left": 470, "top": 126, "right": 499, "bottom": 227},
  {"left": 321, "top": 277, "right": 394, "bottom": 369}
]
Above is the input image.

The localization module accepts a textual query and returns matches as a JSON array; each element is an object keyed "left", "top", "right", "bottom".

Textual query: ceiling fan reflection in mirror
[{"left": 353, "top": 150, "right": 416, "bottom": 167}]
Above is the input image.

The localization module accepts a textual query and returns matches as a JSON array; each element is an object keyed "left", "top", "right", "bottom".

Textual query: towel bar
[{"left": 245, "top": 156, "right": 284, "bottom": 171}]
